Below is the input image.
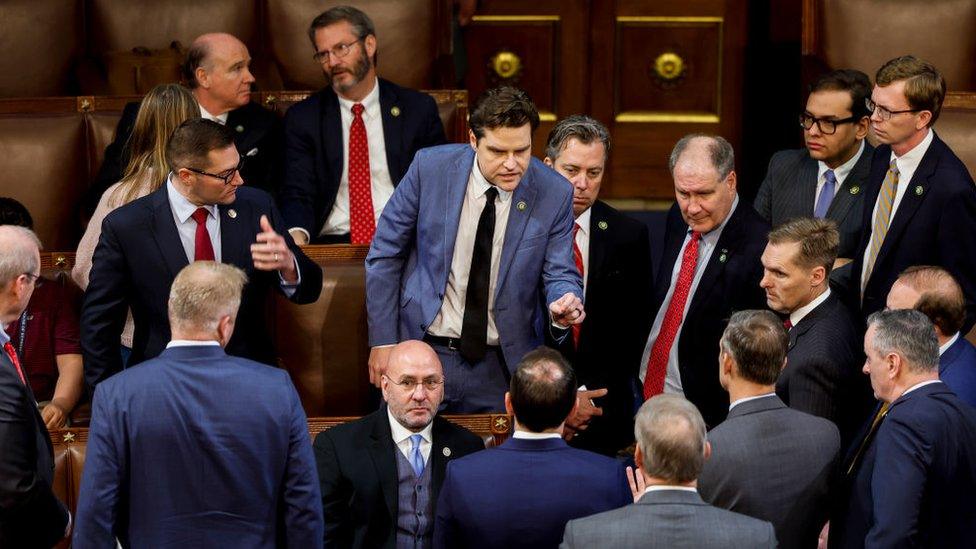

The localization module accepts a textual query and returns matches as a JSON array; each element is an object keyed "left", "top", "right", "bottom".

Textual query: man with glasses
[
  {"left": 313, "top": 339, "right": 483, "bottom": 548},
  {"left": 81, "top": 119, "right": 322, "bottom": 388},
  {"left": 848, "top": 56, "right": 976, "bottom": 331},
  {"left": 755, "top": 69, "right": 874, "bottom": 263},
  {"left": 280, "top": 5, "right": 447, "bottom": 245}
]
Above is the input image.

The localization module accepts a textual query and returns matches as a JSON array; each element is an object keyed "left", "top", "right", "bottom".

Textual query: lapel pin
[
  {"left": 849, "top": 186, "right": 860, "bottom": 195},
  {"left": 227, "top": 209, "right": 237, "bottom": 219},
  {"left": 598, "top": 220, "right": 608, "bottom": 230},
  {"left": 915, "top": 185, "right": 924, "bottom": 196},
  {"left": 442, "top": 447, "right": 451, "bottom": 457},
  {"left": 391, "top": 106, "right": 401, "bottom": 117},
  {"left": 719, "top": 248, "right": 728, "bottom": 263},
  {"left": 517, "top": 201, "right": 527, "bottom": 211},
  {"left": 234, "top": 125, "right": 244, "bottom": 133}
]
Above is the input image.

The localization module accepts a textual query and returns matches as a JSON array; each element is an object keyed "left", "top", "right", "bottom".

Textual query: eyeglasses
[
  {"left": 312, "top": 38, "right": 364, "bottom": 64},
  {"left": 865, "top": 98, "right": 922, "bottom": 121},
  {"left": 798, "top": 113, "right": 859, "bottom": 135},
  {"left": 185, "top": 157, "right": 245, "bottom": 185},
  {"left": 382, "top": 374, "right": 445, "bottom": 392}
]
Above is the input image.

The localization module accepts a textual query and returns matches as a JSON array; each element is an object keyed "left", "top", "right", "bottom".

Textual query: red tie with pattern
[
  {"left": 191, "top": 207, "right": 215, "bottom": 261},
  {"left": 4, "top": 342, "right": 26, "bottom": 385},
  {"left": 643, "top": 231, "right": 701, "bottom": 399},
  {"left": 572, "top": 223, "right": 584, "bottom": 348},
  {"left": 783, "top": 319, "right": 793, "bottom": 331},
  {"left": 348, "top": 103, "right": 376, "bottom": 244}
]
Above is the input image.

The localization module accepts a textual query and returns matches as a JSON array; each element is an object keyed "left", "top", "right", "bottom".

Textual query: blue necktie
[
  {"left": 409, "top": 434, "right": 425, "bottom": 477},
  {"left": 814, "top": 169, "right": 836, "bottom": 218}
]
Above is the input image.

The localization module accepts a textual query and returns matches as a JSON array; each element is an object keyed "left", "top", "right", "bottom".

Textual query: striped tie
[{"left": 862, "top": 160, "right": 899, "bottom": 297}]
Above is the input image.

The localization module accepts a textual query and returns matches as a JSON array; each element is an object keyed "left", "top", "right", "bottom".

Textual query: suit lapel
[
  {"left": 799, "top": 157, "right": 819, "bottom": 215},
  {"left": 496, "top": 169, "right": 539, "bottom": 297},
  {"left": 685, "top": 206, "right": 743, "bottom": 321},
  {"left": 655, "top": 208, "right": 686, "bottom": 302},
  {"left": 788, "top": 293, "right": 834, "bottom": 351},
  {"left": 586, "top": 201, "right": 610, "bottom": 288},
  {"left": 218, "top": 202, "right": 249, "bottom": 267},
  {"left": 826, "top": 143, "right": 872, "bottom": 222},
  {"left": 430, "top": 418, "right": 455, "bottom": 509},
  {"left": 150, "top": 187, "right": 190, "bottom": 278},
  {"left": 378, "top": 80, "right": 404, "bottom": 184},
  {"left": 368, "top": 413, "right": 399, "bottom": 521},
  {"left": 322, "top": 91, "right": 343, "bottom": 192},
  {"left": 225, "top": 107, "right": 252, "bottom": 151}
]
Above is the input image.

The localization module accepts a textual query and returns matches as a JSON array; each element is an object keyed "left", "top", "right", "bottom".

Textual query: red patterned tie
[
  {"left": 644, "top": 231, "right": 701, "bottom": 399},
  {"left": 572, "top": 223, "right": 584, "bottom": 348},
  {"left": 348, "top": 103, "right": 376, "bottom": 244},
  {"left": 4, "top": 342, "right": 26, "bottom": 385},
  {"left": 783, "top": 319, "right": 793, "bottom": 331},
  {"left": 191, "top": 207, "right": 215, "bottom": 261}
]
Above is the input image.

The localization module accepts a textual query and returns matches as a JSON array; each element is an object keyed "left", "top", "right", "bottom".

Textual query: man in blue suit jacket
[
  {"left": 830, "top": 309, "right": 976, "bottom": 548},
  {"left": 81, "top": 119, "right": 322, "bottom": 389},
  {"left": 73, "top": 261, "right": 323, "bottom": 548},
  {"left": 280, "top": 6, "right": 447, "bottom": 245},
  {"left": 435, "top": 347, "right": 631, "bottom": 548},
  {"left": 887, "top": 266, "right": 976, "bottom": 407},
  {"left": 366, "top": 87, "right": 584, "bottom": 412}
]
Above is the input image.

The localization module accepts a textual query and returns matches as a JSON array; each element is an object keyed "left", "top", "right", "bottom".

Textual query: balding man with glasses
[
  {"left": 279, "top": 5, "right": 447, "bottom": 245},
  {"left": 755, "top": 69, "right": 874, "bottom": 263}
]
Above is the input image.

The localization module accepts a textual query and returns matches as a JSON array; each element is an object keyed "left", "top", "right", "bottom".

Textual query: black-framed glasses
[
  {"left": 382, "top": 374, "right": 445, "bottom": 392},
  {"left": 185, "top": 157, "right": 245, "bottom": 185},
  {"left": 865, "top": 98, "right": 922, "bottom": 121},
  {"left": 798, "top": 113, "right": 859, "bottom": 135},
  {"left": 312, "top": 38, "right": 364, "bottom": 64}
]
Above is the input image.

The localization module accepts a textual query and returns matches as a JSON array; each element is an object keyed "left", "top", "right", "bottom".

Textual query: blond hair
[{"left": 167, "top": 261, "right": 247, "bottom": 332}]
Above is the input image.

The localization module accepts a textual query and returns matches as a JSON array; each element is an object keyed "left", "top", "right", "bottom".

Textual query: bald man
[
  {"left": 314, "top": 340, "right": 484, "bottom": 548},
  {"left": 84, "top": 32, "right": 283, "bottom": 214}
]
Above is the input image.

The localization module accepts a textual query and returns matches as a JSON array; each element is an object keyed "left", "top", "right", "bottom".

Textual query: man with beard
[
  {"left": 313, "top": 340, "right": 483, "bottom": 548},
  {"left": 280, "top": 6, "right": 447, "bottom": 245}
]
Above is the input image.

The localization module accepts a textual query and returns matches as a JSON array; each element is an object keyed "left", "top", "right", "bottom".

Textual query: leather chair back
[
  {"left": 0, "top": 0, "right": 84, "bottom": 97},
  {"left": 937, "top": 93, "right": 976, "bottom": 180}
]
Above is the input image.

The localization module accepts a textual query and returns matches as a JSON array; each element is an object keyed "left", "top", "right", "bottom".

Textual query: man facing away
[
  {"left": 73, "top": 261, "right": 323, "bottom": 548},
  {"left": 434, "top": 347, "right": 631, "bottom": 548}
]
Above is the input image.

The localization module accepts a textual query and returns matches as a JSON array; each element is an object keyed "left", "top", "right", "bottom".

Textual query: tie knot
[
  {"left": 889, "top": 159, "right": 899, "bottom": 174},
  {"left": 352, "top": 103, "right": 364, "bottom": 117},
  {"left": 409, "top": 434, "right": 423, "bottom": 449},
  {"left": 485, "top": 186, "right": 499, "bottom": 202},
  {"left": 191, "top": 207, "right": 209, "bottom": 225},
  {"left": 690, "top": 231, "right": 702, "bottom": 242},
  {"left": 573, "top": 222, "right": 581, "bottom": 237},
  {"left": 824, "top": 169, "right": 836, "bottom": 184}
]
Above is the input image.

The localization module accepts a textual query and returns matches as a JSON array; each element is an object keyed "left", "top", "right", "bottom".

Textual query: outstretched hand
[{"left": 251, "top": 215, "right": 297, "bottom": 283}]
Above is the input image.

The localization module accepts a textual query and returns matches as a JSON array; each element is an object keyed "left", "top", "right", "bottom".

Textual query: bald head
[
  {"left": 386, "top": 340, "right": 442, "bottom": 378},
  {"left": 888, "top": 266, "right": 966, "bottom": 338},
  {"left": 509, "top": 347, "right": 577, "bottom": 432},
  {"left": 0, "top": 225, "right": 41, "bottom": 322},
  {"left": 382, "top": 340, "right": 444, "bottom": 431},
  {"left": 183, "top": 32, "right": 254, "bottom": 114}
]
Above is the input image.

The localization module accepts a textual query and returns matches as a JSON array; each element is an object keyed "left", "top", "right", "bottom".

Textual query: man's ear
[
  {"left": 704, "top": 440, "right": 712, "bottom": 461},
  {"left": 504, "top": 392, "right": 514, "bottom": 416},
  {"left": 543, "top": 156, "right": 554, "bottom": 168},
  {"left": 855, "top": 116, "right": 870, "bottom": 140},
  {"left": 468, "top": 129, "right": 478, "bottom": 150},
  {"left": 216, "top": 315, "right": 235, "bottom": 347}
]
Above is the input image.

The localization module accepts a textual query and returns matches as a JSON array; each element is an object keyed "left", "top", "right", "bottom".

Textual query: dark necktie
[
  {"left": 459, "top": 186, "right": 498, "bottom": 364},
  {"left": 572, "top": 222, "right": 584, "bottom": 348},
  {"left": 191, "top": 207, "right": 215, "bottom": 261}
]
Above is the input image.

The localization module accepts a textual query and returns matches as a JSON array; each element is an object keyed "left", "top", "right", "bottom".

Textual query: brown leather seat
[
  {"left": 937, "top": 93, "right": 976, "bottom": 180},
  {"left": 0, "top": 1, "right": 84, "bottom": 98}
]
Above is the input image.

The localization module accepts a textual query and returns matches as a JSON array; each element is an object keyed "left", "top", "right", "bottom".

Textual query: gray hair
[
  {"left": 867, "top": 309, "right": 939, "bottom": 373},
  {"left": 0, "top": 225, "right": 41, "bottom": 286},
  {"left": 168, "top": 261, "right": 248, "bottom": 332},
  {"left": 544, "top": 115, "right": 611, "bottom": 162},
  {"left": 668, "top": 133, "right": 735, "bottom": 181},
  {"left": 634, "top": 394, "right": 708, "bottom": 484},
  {"left": 720, "top": 310, "right": 789, "bottom": 386}
]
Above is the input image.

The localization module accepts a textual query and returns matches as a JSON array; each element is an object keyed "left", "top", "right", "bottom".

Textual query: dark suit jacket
[
  {"left": 72, "top": 346, "right": 322, "bottom": 548},
  {"left": 698, "top": 395, "right": 840, "bottom": 549},
  {"left": 434, "top": 436, "right": 631, "bottom": 548},
  {"left": 832, "top": 382, "right": 976, "bottom": 548},
  {"left": 80, "top": 185, "right": 322, "bottom": 388},
  {"left": 849, "top": 133, "right": 976, "bottom": 331},
  {"left": 777, "top": 292, "right": 872, "bottom": 445},
  {"left": 313, "top": 409, "right": 484, "bottom": 549},
  {"left": 652, "top": 201, "right": 769, "bottom": 427},
  {"left": 0, "top": 346, "right": 69, "bottom": 549},
  {"left": 83, "top": 100, "right": 283, "bottom": 215},
  {"left": 560, "top": 489, "right": 776, "bottom": 548},
  {"left": 940, "top": 335, "right": 976, "bottom": 408},
  {"left": 754, "top": 143, "right": 874, "bottom": 259},
  {"left": 549, "top": 201, "right": 653, "bottom": 455},
  {"left": 279, "top": 78, "right": 447, "bottom": 238}
]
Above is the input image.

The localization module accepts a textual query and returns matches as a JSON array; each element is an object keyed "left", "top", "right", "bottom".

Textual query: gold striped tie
[{"left": 862, "top": 160, "right": 899, "bottom": 297}]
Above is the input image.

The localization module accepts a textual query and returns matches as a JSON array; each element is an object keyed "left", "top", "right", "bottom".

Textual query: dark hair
[
  {"left": 165, "top": 118, "right": 236, "bottom": 172},
  {"left": 509, "top": 347, "right": 577, "bottom": 432},
  {"left": 469, "top": 87, "right": 540, "bottom": 140},
  {"left": 545, "top": 115, "right": 611, "bottom": 161},
  {"left": 876, "top": 55, "right": 946, "bottom": 126},
  {"left": 720, "top": 310, "right": 789, "bottom": 385},
  {"left": 809, "top": 69, "right": 872, "bottom": 120},
  {"left": 898, "top": 265, "right": 966, "bottom": 337},
  {"left": 767, "top": 217, "right": 839, "bottom": 275},
  {"left": 181, "top": 40, "right": 209, "bottom": 89},
  {"left": 0, "top": 197, "right": 34, "bottom": 229},
  {"left": 308, "top": 5, "right": 377, "bottom": 65}
]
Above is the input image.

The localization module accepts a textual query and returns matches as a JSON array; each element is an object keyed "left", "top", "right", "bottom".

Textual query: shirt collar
[
  {"left": 890, "top": 127, "right": 934, "bottom": 164},
  {"left": 337, "top": 76, "right": 380, "bottom": 120},
  {"left": 818, "top": 139, "right": 865, "bottom": 182},
  {"left": 644, "top": 485, "right": 697, "bottom": 494},
  {"left": 728, "top": 391, "right": 777, "bottom": 412},
  {"left": 575, "top": 207, "right": 592, "bottom": 235},
  {"left": 167, "top": 340, "right": 221, "bottom": 348},
  {"left": 901, "top": 379, "right": 942, "bottom": 398},
  {"left": 939, "top": 332, "right": 961, "bottom": 356},
  {"left": 470, "top": 155, "right": 513, "bottom": 202},
  {"left": 167, "top": 175, "right": 218, "bottom": 223},
  {"left": 789, "top": 288, "right": 832, "bottom": 326},
  {"left": 387, "top": 406, "right": 433, "bottom": 445},
  {"left": 512, "top": 430, "right": 563, "bottom": 440},
  {"left": 200, "top": 105, "right": 229, "bottom": 125}
]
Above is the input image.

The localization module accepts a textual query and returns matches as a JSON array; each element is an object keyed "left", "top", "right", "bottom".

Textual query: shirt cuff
[
  {"left": 288, "top": 227, "right": 311, "bottom": 244},
  {"left": 278, "top": 257, "right": 302, "bottom": 298}
]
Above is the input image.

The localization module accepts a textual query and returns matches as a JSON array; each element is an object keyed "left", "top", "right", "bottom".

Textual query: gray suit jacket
[
  {"left": 698, "top": 395, "right": 840, "bottom": 549},
  {"left": 754, "top": 144, "right": 874, "bottom": 259},
  {"left": 560, "top": 489, "right": 776, "bottom": 549}
]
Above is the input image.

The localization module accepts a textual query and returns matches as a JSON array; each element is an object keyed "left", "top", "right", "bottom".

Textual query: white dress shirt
[
  {"left": 388, "top": 407, "right": 433, "bottom": 464},
  {"left": 166, "top": 340, "right": 221, "bottom": 349},
  {"left": 728, "top": 392, "right": 777, "bottom": 412},
  {"left": 319, "top": 77, "right": 395, "bottom": 237},
  {"left": 789, "top": 288, "right": 832, "bottom": 327},
  {"left": 200, "top": 105, "right": 229, "bottom": 125},
  {"left": 644, "top": 485, "right": 698, "bottom": 494},
  {"left": 939, "top": 332, "right": 960, "bottom": 356},
  {"left": 427, "top": 156, "right": 513, "bottom": 344},
  {"left": 512, "top": 431, "right": 563, "bottom": 440},
  {"left": 639, "top": 196, "right": 740, "bottom": 394},
  {"left": 816, "top": 140, "right": 865, "bottom": 202},
  {"left": 900, "top": 379, "right": 942, "bottom": 398},
  {"left": 860, "top": 129, "right": 934, "bottom": 285},
  {"left": 575, "top": 207, "right": 592, "bottom": 295}
]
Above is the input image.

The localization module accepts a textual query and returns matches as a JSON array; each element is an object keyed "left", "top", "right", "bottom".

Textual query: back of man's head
[
  {"left": 635, "top": 394, "right": 707, "bottom": 484},
  {"left": 721, "top": 310, "right": 789, "bottom": 386},
  {"left": 509, "top": 347, "right": 577, "bottom": 432},
  {"left": 166, "top": 118, "right": 236, "bottom": 172},
  {"left": 168, "top": 261, "right": 247, "bottom": 340},
  {"left": 895, "top": 265, "right": 966, "bottom": 338},
  {"left": 469, "top": 87, "right": 540, "bottom": 140}
]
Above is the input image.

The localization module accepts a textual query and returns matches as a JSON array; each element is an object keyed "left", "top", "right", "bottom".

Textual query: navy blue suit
[
  {"left": 80, "top": 185, "right": 322, "bottom": 388},
  {"left": 434, "top": 437, "right": 631, "bottom": 548},
  {"left": 72, "top": 345, "right": 323, "bottom": 548},
  {"left": 832, "top": 382, "right": 976, "bottom": 548},
  {"left": 941, "top": 335, "right": 976, "bottom": 408},
  {"left": 279, "top": 78, "right": 447, "bottom": 238}
]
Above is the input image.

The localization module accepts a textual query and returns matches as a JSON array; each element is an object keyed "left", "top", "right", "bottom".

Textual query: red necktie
[
  {"left": 644, "top": 231, "right": 701, "bottom": 399},
  {"left": 191, "top": 207, "right": 215, "bottom": 261},
  {"left": 783, "top": 319, "right": 793, "bottom": 331},
  {"left": 348, "top": 103, "right": 376, "bottom": 245},
  {"left": 4, "top": 342, "right": 26, "bottom": 385},
  {"left": 572, "top": 223, "right": 584, "bottom": 348}
]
